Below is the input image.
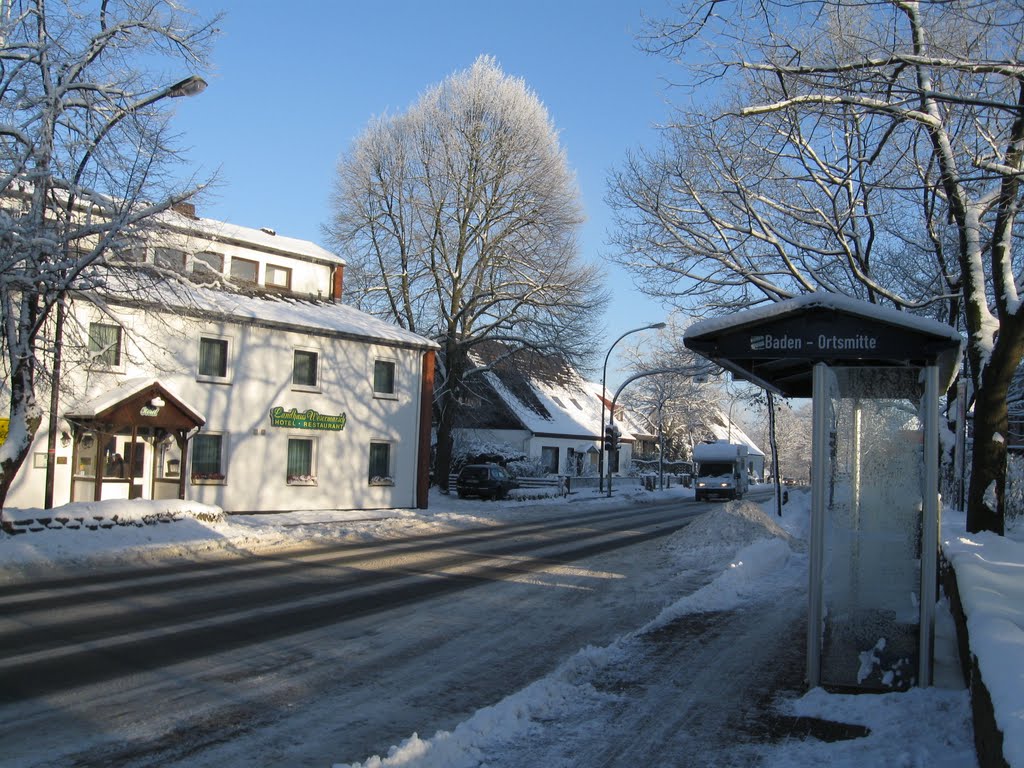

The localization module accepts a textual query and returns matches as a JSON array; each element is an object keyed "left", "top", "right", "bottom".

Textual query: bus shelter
[{"left": 684, "top": 294, "right": 962, "bottom": 690}]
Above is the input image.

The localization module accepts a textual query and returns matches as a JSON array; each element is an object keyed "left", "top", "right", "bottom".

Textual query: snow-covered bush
[
  {"left": 505, "top": 456, "right": 548, "bottom": 478},
  {"left": 449, "top": 434, "right": 526, "bottom": 474}
]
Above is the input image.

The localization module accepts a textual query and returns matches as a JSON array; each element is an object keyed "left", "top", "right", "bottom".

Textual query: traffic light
[{"left": 604, "top": 422, "right": 619, "bottom": 452}]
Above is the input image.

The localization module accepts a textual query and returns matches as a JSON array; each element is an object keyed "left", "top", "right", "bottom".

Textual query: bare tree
[
  {"left": 327, "top": 56, "right": 607, "bottom": 489},
  {"left": 620, "top": 316, "right": 725, "bottom": 460},
  {"left": 0, "top": 0, "right": 218, "bottom": 508},
  {"left": 610, "top": 0, "right": 1024, "bottom": 533}
]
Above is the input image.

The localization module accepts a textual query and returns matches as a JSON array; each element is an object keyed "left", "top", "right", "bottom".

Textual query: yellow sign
[
  {"left": 0, "top": 417, "right": 8, "bottom": 445},
  {"left": 269, "top": 407, "right": 347, "bottom": 431}
]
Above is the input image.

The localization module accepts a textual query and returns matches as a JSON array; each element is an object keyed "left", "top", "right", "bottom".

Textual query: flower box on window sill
[
  {"left": 287, "top": 475, "right": 318, "bottom": 486},
  {"left": 191, "top": 472, "right": 226, "bottom": 486},
  {"left": 369, "top": 476, "right": 395, "bottom": 487}
]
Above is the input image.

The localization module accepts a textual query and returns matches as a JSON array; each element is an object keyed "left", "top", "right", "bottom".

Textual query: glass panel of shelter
[{"left": 819, "top": 366, "right": 925, "bottom": 691}]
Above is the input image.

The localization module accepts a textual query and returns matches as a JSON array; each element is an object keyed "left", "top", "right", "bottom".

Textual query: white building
[
  {"left": 452, "top": 344, "right": 636, "bottom": 477},
  {"left": 6, "top": 205, "right": 438, "bottom": 513}
]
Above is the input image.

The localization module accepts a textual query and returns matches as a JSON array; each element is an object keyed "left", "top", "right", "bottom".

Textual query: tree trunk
[
  {"left": 968, "top": 384, "right": 1008, "bottom": 535},
  {"left": 966, "top": 331, "right": 1024, "bottom": 534},
  {"left": 435, "top": 393, "right": 457, "bottom": 493},
  {"left": 0, "top": 357, "right": 41, "bottom": 511},
  {"left": 433, "top": 345, "right": 468, "bottom": 493}
]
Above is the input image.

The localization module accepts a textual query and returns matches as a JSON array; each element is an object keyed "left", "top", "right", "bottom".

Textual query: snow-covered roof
[
  {"left": 465, "top": 347, "right": 636, "bottom": 442},
  {"left": 687, "top": 292, "right": 963, "bottom": 343},
  {"left": 66, "top": 377, "right": 205, "bottom": 424},
  {"left": 95, "top": 276, "right": 438, "bottom": 352},
  {"left": 703, "top": 421, "right": 765, "bottom": 458},
  {"left": 157, "top": 207, "right": 344, "bottom": 266},
  {"left": 480, "top": 368, "right": 632, "bottom": 441}
]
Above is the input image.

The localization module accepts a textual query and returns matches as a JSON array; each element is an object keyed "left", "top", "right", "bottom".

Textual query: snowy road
[{"left": 0, "top": 496, "right": 758, "bottom": 768}]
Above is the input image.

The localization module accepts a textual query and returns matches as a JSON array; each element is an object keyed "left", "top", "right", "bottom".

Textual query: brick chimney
[
  {"left": 171, "top": 201, "right": 197, "bottom": 218},
  {"left": 331, "top": 265, "right": 345, "bottom": 300}
]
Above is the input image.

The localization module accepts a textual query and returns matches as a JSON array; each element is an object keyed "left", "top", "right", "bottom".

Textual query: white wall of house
[
  {"left": 6, "top": 208, "right": 435, "bottom": 514},
  {"left": 7, "top": 306, "right": 429, "bottom": 512},
  {"left": 524, "top": 436, "right": 633, "bottom": 476}
]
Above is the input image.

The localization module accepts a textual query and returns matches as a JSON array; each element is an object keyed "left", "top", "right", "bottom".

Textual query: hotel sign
[{"left": 269, "top": 406, "right": 348, "bottom": 431}]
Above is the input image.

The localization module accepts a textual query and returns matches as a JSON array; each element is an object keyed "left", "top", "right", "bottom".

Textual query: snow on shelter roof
[{"left": 684, "top": 293, "right": 964, "bottom": 398}]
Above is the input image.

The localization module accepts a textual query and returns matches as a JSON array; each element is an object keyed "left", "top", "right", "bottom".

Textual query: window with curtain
[
  {"left": 287, "top": 438, "right": 315, "bottom": 483},
  {"left": 198, "top": 337, "right": 229, "bottom": 379},
  {"left": 191, "top": 434, "right": 224, "bottom": 481},
  {"left": 373, "top": 359, "right": 396, "bottom": 396},
  {"left": 369, "top": 442, "right": 392, "bottom": 483},
  {"left": 88, "top": 322, "right": 122, "bottom": 366},
  {"left": 266, "top": 264, "right": 292, "bottom": 289},
  {"left": 292, "top": 349, "right": 319, "bottom": 388}
]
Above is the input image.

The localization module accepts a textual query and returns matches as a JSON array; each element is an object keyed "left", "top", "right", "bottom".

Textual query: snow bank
[{"left": 942, "top": 520, "right": 1024, "bottom": 767}]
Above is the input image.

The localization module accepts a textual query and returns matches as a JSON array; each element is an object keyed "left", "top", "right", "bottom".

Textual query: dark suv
[{"left": 455, "top": 463, "right": 517, "bottom": 500}]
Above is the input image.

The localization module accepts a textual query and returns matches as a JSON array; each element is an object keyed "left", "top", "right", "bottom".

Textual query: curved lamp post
[
  {"left": 43, "top": 75, "right": 208, "bottom": 509},
  {"left": 599, "top": 322, "right": 666, "bottom": 493},
  {"left": 607, "top": 366, "right": 685, "bottom": 497}
]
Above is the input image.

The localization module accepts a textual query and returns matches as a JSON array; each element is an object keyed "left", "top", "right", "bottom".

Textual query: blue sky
[{"left": 171, "top": 0, "right": 681, "bottom": 384}]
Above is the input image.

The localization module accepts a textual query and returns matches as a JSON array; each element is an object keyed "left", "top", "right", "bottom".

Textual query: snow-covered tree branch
[
  {"left": 611, "top": 0, "right": 1024, "bottom": 533},
  {"left": 0, "top": 0, "right": 218, "bottom": 508},
  {"left": 327, "top": 56, "right": 607, "bottom": 489}
]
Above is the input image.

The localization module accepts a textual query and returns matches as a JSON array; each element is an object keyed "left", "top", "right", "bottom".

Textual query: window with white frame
[
  {"left": 88, "top": 322, "right": 123, "bottom": 367},
  {"left": 287, "top": 437, "right": 317, "bottom": 484},
  {"left": 266, "top": 263, "right": 292, "bottom": 290},
  {"left": 369, "top": 442, "right": 393, "bottom": 485},
  {"left": 292, "top": 349, "right": 319, "bottom": 389},
  {"left": 197, "top": 336, "right": 231, "bottom": 382},
  {"left": 373, "top": 359, "right": 396, "bottom": 397},
  {"left": 191, "top": 433, "right": 225, "bottom": 483}
]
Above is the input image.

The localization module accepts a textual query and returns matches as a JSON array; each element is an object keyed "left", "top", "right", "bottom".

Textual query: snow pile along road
[{"left": 334, "top": 494, "right": 974, "bottom": 768}]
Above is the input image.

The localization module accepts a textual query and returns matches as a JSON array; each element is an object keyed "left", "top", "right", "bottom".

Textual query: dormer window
[
  {"left": 266, "top": 264, "right": 292, "bottom": 290},
  {"left": 229, "top": 257, "right": 258, "bottom": 283},
  {"left": 193, "top": 251, "right": 223, "bottom": 275}
]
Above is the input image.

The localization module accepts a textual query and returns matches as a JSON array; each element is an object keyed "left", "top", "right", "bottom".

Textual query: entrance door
[{"left": 122, "top": 438, "right": 146, "bottom": 499}]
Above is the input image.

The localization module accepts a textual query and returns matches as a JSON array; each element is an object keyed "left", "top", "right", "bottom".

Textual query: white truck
[{"left": 692, "top": 440, "right": 749, "bottom": 501}]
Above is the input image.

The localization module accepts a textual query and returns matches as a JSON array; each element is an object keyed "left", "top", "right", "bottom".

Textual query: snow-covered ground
[{"left": 1, "top": 485, "right": 1020, "bottom": 767}]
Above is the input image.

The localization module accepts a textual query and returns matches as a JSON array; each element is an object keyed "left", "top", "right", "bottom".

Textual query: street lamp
[
  {"left": 43, "top": 74, "right": 207, "bottom": 509},
  {"left": 599, "top": 322, "right": 666, "bottom": 493},
  {"left": 606, "top": 366, "right": 685, "bottom": 497}
]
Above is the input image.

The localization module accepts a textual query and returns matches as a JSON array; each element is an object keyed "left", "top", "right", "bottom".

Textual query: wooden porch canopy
[{"left": 64, "top": 379, "right": 206, "bottom": 501}]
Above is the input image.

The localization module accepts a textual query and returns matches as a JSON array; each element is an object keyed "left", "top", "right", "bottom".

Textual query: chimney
[
  {"left": 172, "top": 201, "right": 197, "bottom": 218},
  {"left": 331, "top": 265, "right": 345, "bottom": 300}
]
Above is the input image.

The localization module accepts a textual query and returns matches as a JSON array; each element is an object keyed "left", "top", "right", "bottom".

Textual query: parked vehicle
[
  {"left": 693, "top": 440, "right": 749, "bottom": 501},
  {"left": 455, "top": 463, "right": 518, "bottom": 500}
]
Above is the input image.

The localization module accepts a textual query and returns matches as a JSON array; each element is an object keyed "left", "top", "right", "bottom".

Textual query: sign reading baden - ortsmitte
[
  {"left": 269, "top": 406, "right": 348, "bottom": 431},
  {"left": 750, "top": 333, "right": 879, "bottom": 352}
]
